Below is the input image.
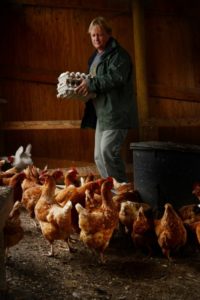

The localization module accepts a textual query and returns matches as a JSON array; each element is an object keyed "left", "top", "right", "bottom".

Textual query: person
[{"left": 75, "top": 16, "right": 138, "bottom": 183}]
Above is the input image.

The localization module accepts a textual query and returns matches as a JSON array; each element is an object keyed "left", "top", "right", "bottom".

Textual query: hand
[{"left": 75, "top": 79, "right": 89, "bottom": 96}]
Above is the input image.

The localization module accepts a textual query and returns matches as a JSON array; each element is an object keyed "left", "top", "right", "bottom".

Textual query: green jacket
[{"left": 81, "top": 37, "right": 138, "bottom": 131}]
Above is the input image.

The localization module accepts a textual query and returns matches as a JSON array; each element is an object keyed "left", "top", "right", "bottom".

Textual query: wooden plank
[
  {"left": 143, "top": 118, "right": 200, "bottom": 127},
  {"left": 140, "top": 117, "right": 200, "bottom": 141},
  {"left": 2, "top": 68, "right": 200, "bottom": 104},
  {"left": 0, "top": 66, "right": 57, "bottom": 85},
  {"left": 149, "top": 84, "right": 200, "bottom": 103},
  {"left": 1, "top": 0, "right": 131, "bottom": 11},
  {"left": 1, "top": 120, "right": 81, "bottom": 130}
]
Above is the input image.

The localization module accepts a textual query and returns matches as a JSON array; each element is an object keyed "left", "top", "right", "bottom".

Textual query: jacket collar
[{"left": 88, "top": 37, "right": 118, "bottom": 67}]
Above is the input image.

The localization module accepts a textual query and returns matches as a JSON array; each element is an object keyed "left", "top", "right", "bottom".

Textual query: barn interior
[
  {"left": 1, "top": 0, "right": 200, "bottom": 180},
  {"left": 1, "top": 1, "right": 200, "bottom": 299}
]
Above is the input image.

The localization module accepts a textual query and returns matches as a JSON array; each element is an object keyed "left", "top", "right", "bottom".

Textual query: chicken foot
[{"left": 66, "top": 238, "right": 77, "bottom": 253}]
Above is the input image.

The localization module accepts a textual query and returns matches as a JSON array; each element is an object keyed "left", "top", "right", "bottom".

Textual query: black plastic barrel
[{"left": 130, "top": 141, "right": 200, "bottom": 210}]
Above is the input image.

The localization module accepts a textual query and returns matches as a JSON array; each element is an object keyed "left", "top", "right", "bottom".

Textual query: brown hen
[
  {"left": 154, "top": 203, "right": 187, "bottom": 260},
  {"left": 131, "top": 206, "right": 157, "bottom": 257},
  {"left": 34, "top": 170, "right": 74, "bottom": 256},
  {"left": 4, "top": 201, "right": 24, "bottom": 258},
  {"left": 75, "top": 177, "right": 119, "bottom": 263},
  {"left": 119, "top": 201, "right": 151, "bottom": 234}
]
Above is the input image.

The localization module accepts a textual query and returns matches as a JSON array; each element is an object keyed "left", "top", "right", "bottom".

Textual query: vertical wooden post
[{"left": 132, "top": 0, "right": 154, "bottom": 140}]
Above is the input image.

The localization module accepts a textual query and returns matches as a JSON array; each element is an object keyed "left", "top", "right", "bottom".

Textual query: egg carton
[{"left": 57, "top": 71, "right": 96, "bottom": 101}]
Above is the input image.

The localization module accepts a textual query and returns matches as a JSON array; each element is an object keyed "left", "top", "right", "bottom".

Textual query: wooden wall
[
  {"left": 143, "top": 0, "right": 200, "bottom": 142},
  {"left": 1, "top": 0, "right": 200, "bottom": 169}
]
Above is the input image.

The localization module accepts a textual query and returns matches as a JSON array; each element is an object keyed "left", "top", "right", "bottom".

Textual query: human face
[{"left": 89, "top": 25, "right": 110, "bottom": 53}]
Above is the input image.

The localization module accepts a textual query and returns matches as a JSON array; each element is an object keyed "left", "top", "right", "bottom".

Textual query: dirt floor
[{"left": 4, "top": 208, "right": 200, "bottom": 300}]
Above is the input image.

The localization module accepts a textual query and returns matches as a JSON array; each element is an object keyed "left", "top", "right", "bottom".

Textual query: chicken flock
[{"left": 1, "top": 145, "right": 200, "bottom": 264}]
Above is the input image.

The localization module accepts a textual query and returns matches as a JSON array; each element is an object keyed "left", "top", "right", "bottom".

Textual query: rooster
[
  {"left": 154, "top": 203, "right": 187, "bottom": 260},
  {"left": 4, "top": 201, "right": 24, "bottom": 258},
  {"left": 34, "top": 170, "right": 74, "bottom": 256},
  {"left": 75, "top": 177, "right": 119, "bottom": 263}
]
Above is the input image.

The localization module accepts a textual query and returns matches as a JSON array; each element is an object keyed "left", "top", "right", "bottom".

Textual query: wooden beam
[
  {"left": 0, "top": 0, "right": 131, "bottom": 12},
  {"left": 132, "top": 0, "right": 149, "bottom": 121},
  {"left": 132, "top": 0, "right": 149, "bottom": 140},
  {"left": 1, "top": 120, "right": 81, "bottom": 130},
  {"left": 0, "top": 66, "right": 57, "bottom": 85},
  {"left": 149, "top": 84, "right": 200, "bottom": 103},
  {"left": 140, "top": 118, "right": 200, "bottom": 141},
  {"left": 2, "top": 118, "right": 199, "bottom": 132},
  {"left": 142, "top": 118, "right": 200, "bottom": 127}
]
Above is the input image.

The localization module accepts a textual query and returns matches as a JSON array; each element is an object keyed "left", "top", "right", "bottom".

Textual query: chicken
[
  {"left": 75, "top": 177, "right": 119, "bottom": 263},
  {"left": 178, "top": 204, "right": 200, "bottom": 224},
  {"left": 21, "top": 165, "right": 48, "bottom": 222},
  {"left": 0, "top": 171, "right": 15, "bottom": 185},
  {"left": 82, "top": 173, "right": 95, "bottom": 185},
  {"left": 186, "top": 221, "right": 200, "bottom": 249},
  {"left": 113, "top": 179, "right": 135, "bottom": 194},
  {"left": 67, "top": 179, "right": 104, "bottom": 233},
  {"left": 0, "top": 157, "right": 14, "bottom": 172},
  {"left": 192, "top": 182, "right": 200, "bottom": 201},
  {"left": 34, "top": 170, "right": 74, "bottom": 256},
  {"left": 119, "top": 201, "right": 151, "bottom": 234},
  {"left": 21, "top": 164, "right": 43, "bottom": 191},
  {"left": 55, "top": 177, "right": 103, "bottom": 233},
  {"left": 21, "top": 185, "right": 43, "bottom": 220},
  {"left": 0, "top": 154, "right": 15, "bottom": 172},
  {"left": 112, "top": 190, "right": 142, "bottom": 212},
  {"left": 0, "top": 172, "right": 26, "bottom": 203},
  {"left": 85, "top": 188, "right": 102, "bottom": 210},
  {"left": 64, "top": 167, "right": 80, "bottom": 187},
  {"left": 1, "top": 144, "right": 33, "bottom": 174},
  {"left": 12, "top": 144, "right": 33, "bottom": 171},
  {"left": 131, "top": 206, "right": 157, "bottom": 257},
  {"left": 54, "top": 168, "right": 80, "bottom": 205},
  {"left": 154, "top": 203, "right": 187, "bottom": 260},
  {"left": 3, "top": 201, "right": 24, "bottom": 258}
]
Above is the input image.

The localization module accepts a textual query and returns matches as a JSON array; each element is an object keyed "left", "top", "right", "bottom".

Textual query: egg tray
[{"left": 57, "top": 71, "right": 96, "bottom": 101}]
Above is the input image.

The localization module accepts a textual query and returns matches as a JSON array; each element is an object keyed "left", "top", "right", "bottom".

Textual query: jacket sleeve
[{"left": 88, "top": 50, "right": 132, "bottom": 93}]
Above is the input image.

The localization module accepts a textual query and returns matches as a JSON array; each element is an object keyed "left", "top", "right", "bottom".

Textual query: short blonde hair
[{"left": 88, "top": 16, "right": 112, "bottom": 35}]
